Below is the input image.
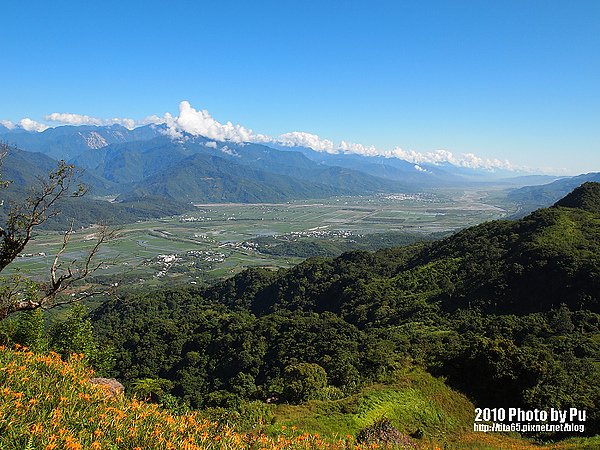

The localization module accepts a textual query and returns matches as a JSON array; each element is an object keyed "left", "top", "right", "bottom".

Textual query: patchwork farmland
[{"left": 11, "top": 189, "right": 515, "bottom": 287}]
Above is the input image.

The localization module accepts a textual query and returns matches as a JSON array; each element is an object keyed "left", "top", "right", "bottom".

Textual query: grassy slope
[
  {"left": 0, "top": 346, "right": 597, "bottom": 449},
  {"left": 261, "top": 367, "right": 598, "bottom": 449},
  {"left": 271, "top": 367, "right": 472, "bottom": 440}
]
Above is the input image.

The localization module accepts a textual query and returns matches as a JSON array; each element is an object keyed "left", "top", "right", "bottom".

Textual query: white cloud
[
  {"left": 277, "top": 132, "right": 335, "bottom": 153},
  {"left": 338, "top": 140, "right": 379, "bottom": 156},
  {"left": 141, "top": 115, "right": 166, "bottom": 125},
  {"left": 7, "top": 109, "right": 164, "bottom": 133},
  {"left": 159, "top": 101, "right": 517, "bottom": 171},
  {"left": 5, "top": 100, "right": 518, "bottom": 171},
  {"left": 45, "top": 112, "right": 139, "bottom": 130},
  {"left": 45, "top": 112, "right": 103, "bottom": 126},
  {"left": 166, "top": 101, "right": 270, "bottom": 143},
  {"left": 273, "top": 132, "right": 514, "bottom": 170},
  {"left": 205, "top": 141, "right": 218, "bottom": 149},
  {"left": 19, "top": 118, "right": 49, "bottom": 132},
  {"left": 107, "top": 117, "right": 137, "bottom": 129},
  {"left": 220, "top": 145, "right": 239, "bottom": 157},
  {"left": 390, "top": 147, "right": 514, "bottom": 170}
]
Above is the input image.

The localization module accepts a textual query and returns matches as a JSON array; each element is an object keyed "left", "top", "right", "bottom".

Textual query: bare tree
[{"left": 0, "top": 143, "right": 114, "bottom": 320}]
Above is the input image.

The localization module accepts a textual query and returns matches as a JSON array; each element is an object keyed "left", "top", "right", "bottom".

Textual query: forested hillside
[
  {"left": 0, "top": 144, "right": 196, "bottom": 229},
  {"left": 91, "top": 183, "right": 600, "bottom": 439}
]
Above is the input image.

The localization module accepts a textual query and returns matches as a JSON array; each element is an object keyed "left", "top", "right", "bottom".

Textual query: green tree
[
  {"left": 13, "top": 309, "right": 48, "bottom": 352},
  {"left": 49, "top": 303, "right": 113, "bottom": 374},
  {"left": 131, "top": 377, "right": 174, "bottom": 402},
  {"left": 282, "top": 362, "right": 328, "bottom": 403},
  {"left": 550, "top": 303, "right": 575, "bottom": 334}
]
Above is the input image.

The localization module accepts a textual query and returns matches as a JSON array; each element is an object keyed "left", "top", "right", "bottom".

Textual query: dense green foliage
[
  {"left": 48, "top": 303, "right": 114, "bottom": 373},
  {"left": 92, "top": 289, "right": 391, "bottom": 409},
  {"left": 554, "top": 181, "right": 600, "bottom": 213},
  {"left": 91, "top": 189, "right": 600, "bottom": 438},
  {"left": 251, "top": 231, "right": 445, "bottom": 258},
  {"left": 0, "top": 305, "right": 113, "bottom": 375},
  {"left": 282, "top": 363, "right": 328, "bottom": 403}
]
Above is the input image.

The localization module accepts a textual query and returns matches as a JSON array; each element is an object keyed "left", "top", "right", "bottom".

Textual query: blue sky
[{"left": 1, "top": 1, "right": 599, "bottom": 174}]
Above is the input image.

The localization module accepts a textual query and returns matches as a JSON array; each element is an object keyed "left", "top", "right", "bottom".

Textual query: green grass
[
  {"left": 265, "top": 366, "right": 600, "bottom": 449},
  {"left": 270, "top": 367, "right": 473, "bottom": 441},
  {"left": 533, "top": 210, "right": 584, "bottom": 250}
]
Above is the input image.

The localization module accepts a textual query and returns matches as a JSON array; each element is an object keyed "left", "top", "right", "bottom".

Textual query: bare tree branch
[
  {"left": 0, "top": 143, "right": 115, "bottom": 320},
  {"left": 0, "top": 145, "right": 85, "bottom": 273}
]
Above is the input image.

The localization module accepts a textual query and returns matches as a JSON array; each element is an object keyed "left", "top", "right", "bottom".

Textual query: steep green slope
[
  {"left": 554, "top": 181, "right": 600, "bottom": 213},
  {"left": 91, "top": 184, "right": 600, "bottom": 439},
  {"left": 270, "top": 366, "right": 473, "bottom": 439},
  {"left": 209, "top": 190, "right": 600, "bottom": 317}
]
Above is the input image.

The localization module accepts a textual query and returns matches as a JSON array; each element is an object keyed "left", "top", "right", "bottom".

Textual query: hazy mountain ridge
[
  {"left": 4, "top": 123, "right": 536, "bottom": 191},
  {"left": 1, "top": 124, "right": 164, "bottom": 160},
  {"left": 508, "top": 172, "right": 600, "bottom": 216},
  {"left": 71, "top": 135, "right": 404, "bottom": 195},
  {"left": 0, "top": 145, "right": 194, "bottom": 229},
  {"left": 3, "top": 126, "right": 411, "bottom": 210}
]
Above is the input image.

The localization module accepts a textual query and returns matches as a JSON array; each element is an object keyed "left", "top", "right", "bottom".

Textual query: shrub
[{"left": 356, "top": 417, "right": 418, "bottom": 448}]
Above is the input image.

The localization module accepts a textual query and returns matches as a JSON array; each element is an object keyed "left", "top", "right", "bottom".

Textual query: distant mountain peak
[
  {"left": 553, "top": 181, "right": 600, "bottom": 213},
  {"left": 79, "top": 130, "right": 109, "bottom": 149}
]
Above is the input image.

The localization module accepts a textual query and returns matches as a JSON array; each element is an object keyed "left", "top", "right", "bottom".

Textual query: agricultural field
[{"left": 10, "top": 188, "right": 517, "bottom": 287}]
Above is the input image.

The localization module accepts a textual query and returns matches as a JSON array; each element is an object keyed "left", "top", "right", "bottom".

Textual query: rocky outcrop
[{"left": 89, "top": 377, "right": 125, "bottom": 397}]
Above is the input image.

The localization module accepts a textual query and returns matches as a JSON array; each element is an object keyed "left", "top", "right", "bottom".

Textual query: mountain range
[
  {"left": 0, "top": 123, "right": 593, "bottom": 226},
  {"left": 508, "top": 172, "right": 600, "bottom": 216}
]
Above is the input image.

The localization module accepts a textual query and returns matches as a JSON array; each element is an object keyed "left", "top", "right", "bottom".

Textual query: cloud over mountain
[
  {"left": 19, "top": 118, "right": 49, "bottom": 132},
  {"left": 277, "top": 132, "right": 335, "bottom": 153},
  {"left": 3, "top": 100, "right": 516, "bottom": 171},
  {"left": 44, "top": 112, "right": 149, "bottom": 130},
  {"left": 164, "top": 103, "right": 516, "bottom": 170},
  {"left": 388, "top": 148, "right": 513, "bottom": 170},
  {"left": 162, "top": 101, "right": 270, "bottom": 143}
]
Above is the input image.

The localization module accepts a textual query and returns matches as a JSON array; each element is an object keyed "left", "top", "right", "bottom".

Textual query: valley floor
[{"left": 11, "top": 189, "right": 516, "bottom": 287}]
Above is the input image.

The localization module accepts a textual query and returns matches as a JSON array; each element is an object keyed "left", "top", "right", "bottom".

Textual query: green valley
[{"left": 9, "top": 189, "right": 514, "bottom": 286}]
